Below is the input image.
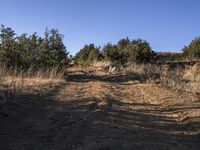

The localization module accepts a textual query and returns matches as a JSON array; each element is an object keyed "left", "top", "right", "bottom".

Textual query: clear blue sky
[{"left": 0, "top": 0, "right": 200, "bottom": 55}]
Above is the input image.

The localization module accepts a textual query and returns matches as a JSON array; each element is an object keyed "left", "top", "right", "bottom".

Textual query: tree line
[
  {"left": 74, "top": 38, "right": 156, "bottom": 65},
  {"left": 0, "top": 25, "right": 69, "bottom": 70},
  {"left": 74, "top": 37, "right": 200, "bottom": 65},
  {"left": 0, "top": 24, "right": 200, "bottom": 69}
]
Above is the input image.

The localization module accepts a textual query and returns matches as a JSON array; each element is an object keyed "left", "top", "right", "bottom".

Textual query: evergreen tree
[
  {"left": 74, "top": 44, "right": 102, "bottom": 65},
  {"left": 182, "top": 37, "right": 200, "bottom": 60},
  {"left": 0, "top": 25, "right": 18, "bottom": 67},
  {"left": 0, "top": 25, "right": 70, "bottom": 69},
  {"left": 103, "top": 43, "right": 126, "bottom": 64}
]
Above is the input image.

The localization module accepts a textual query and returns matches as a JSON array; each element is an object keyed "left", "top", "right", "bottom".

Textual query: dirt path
[{"left": 1, "top": 68, "right": 200, "bottom": 150}]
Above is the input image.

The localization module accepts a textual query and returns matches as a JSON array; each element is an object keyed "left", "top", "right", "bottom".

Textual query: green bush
[
  {"left": 102, "top": 43, "right": 126, "bottom": 64},
  {"left": 125, "top": 39, "right": 154, "bottom": 63},
  {"left": 0, "top": 25, "right": 70, "bottom": 70},
  {"left": 103, "top": 38, "right": 155, "bottom": 64},
  {"left": 74, "top": 44, "right": 103, "bottom": 65},
  {"left": 182, "top": 37, "right": 200, "bottom": 60}
]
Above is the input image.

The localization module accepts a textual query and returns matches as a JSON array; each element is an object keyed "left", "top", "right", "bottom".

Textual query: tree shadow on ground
[
  {"left": 0, "top": 81, "right": 200, "bottom": 150},
  {"left": 66, "top": 72, "right": 146, "bottom": 84}
]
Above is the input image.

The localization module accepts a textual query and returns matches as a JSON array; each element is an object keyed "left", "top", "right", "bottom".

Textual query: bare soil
[{"left": 1, "top": 67, "right": 200, "bottom": 150}]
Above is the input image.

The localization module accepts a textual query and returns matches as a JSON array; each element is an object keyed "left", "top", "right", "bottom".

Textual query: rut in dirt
[{"left": 0, "top": 69, "right": 200, "bottom": 150}]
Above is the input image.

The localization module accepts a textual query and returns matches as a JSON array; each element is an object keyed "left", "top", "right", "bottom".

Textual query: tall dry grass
[
  {"left": 123, "top": 63, "right": 163, "bottom": 82},
  {"left": 123, "top": 62, "right": 200, "bottom": 94},
  {"left": 91, "top": 60, "right": 112, "bottom": 72},
  {"left": 0, "top": 66, "right": 66, "bottom": 106}
]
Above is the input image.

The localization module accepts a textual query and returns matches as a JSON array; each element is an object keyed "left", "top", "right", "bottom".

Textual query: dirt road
[{"left": 1, "top": 68, "right": 200, "bottom": 150}]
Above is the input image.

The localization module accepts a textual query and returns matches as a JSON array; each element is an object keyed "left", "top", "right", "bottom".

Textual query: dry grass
[
  {"left": 91, "top": 60, "right": 111, "bottom": 68},
  {"left": 123, "top": 63, "right": 163, "bottom": 83},
  {"left": 0, "top": 66, "right": 66, "bottom": 106},
  {"left": 159, "top": 63, "right": 200, "bottom": 94},
  {"left": 91, "top": 60, "right": 111, "bottom": 71},
  {"left": 123, "top": 62, "right": 200, "bottom": 94},
  {"left": 0, "top": 78, "right": 18, "bottom": 105}
]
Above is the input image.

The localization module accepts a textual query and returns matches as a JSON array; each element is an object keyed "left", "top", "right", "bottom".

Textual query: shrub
[
  {"left": 74, "top": 44, "right": 103, "bottom": 65},
  {"left": 182, "top": 37, "right": 200, "bottom": 60},
  {"left": 0, "top": 25, "right": 70, "bottom": 70},
  {"left": 103, "top": 43, "right": 126, "bottom": 64},
  {"left": 125, "top": 39, "right": 155, "bottom": 63},
  {"left": 103, "top": 38, "right": 155, "bottom": 64}
]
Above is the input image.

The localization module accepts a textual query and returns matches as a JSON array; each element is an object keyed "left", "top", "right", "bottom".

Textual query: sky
[{"left": 0, "top": 0, "right": 200, "bottom": 55}]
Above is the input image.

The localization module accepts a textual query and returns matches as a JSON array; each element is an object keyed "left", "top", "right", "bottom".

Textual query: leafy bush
[
  {"left": 74, "top": 44, "right": 103, "bottom": 65},
  {"left": 103, "top": 38, "right": 155, "bottom": 64},
  {"left": 103, "top": 43, "right": 126, "bottom": 64},
  {"left": 125, "top": 39, "right": 155, "bottom": 63},
  {"left": 182, "top": 37, "right": 200, "bottom": 60},
  {"left": 0, "top": 25, "right": 70, "bottom": 70}
]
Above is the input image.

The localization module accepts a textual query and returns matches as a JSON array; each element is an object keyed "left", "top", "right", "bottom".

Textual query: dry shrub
[
  {"left": 123, "top": 63, "right": 145, "bottom": 81},
  {"left": 181, "top": 63, "right": 200, "bottom": 93},
  {"left": 123, "top": 63, "right": 144, "bottom": 75},
  {"left": 92, "top": 60, "right": 111, "bottom": 68},
  {"left": 123, "top": 63, "right": 163, "bottom": 82},
  {"left": 161, "top": 63, "right": 200, "bottom": 94},
  {"left": 123, "top": 62, "right": 200, "bottom": 94},
  {"left": 0, "top": 78, "right": 18, "bottom": 105},
  {"left": 183, "top": 63, "right": 200, "bottom": 81},
  {"left": 91, "top": 60, "right": 111, "bottom": 71},
  {"left": 161, "top": 66, "right": 185, "bottom": 89},
  {"left": 0, "top": 66, "right": 66, "bottom": 106},
  {"left": 142, "top": 64, "right": 163, "bottom": 80}
]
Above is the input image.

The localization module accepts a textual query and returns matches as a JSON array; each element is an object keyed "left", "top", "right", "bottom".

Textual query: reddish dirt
[{"left": 1, "top": 67, "right": 200, "bottom": 150}]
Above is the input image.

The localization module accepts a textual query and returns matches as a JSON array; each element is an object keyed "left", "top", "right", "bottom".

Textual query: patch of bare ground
[{"left": 0, "top": 67, "right": 200, "bottom": 150}]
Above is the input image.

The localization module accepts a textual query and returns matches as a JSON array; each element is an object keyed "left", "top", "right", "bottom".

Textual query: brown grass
[
  {"left": 91, "top": 60, "right": 111, "bottom": 69},
  {"left": 123, "top": 62, "right": 200, "bottom": 94},
  {"left": 0, "top": 66, "right": 66, "bottom": 106}
]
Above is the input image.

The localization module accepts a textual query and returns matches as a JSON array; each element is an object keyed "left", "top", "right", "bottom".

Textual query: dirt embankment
[{"left": 0, "top": 67, "right": 200, "bottom": 150}]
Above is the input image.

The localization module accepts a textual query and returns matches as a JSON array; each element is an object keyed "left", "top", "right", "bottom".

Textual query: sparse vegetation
[
  {"left": 0, "top": 65, "right": 65, "bottom": 107},
  {"left": 123, "top": 62, "right": 200, "bottom": 94}
]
